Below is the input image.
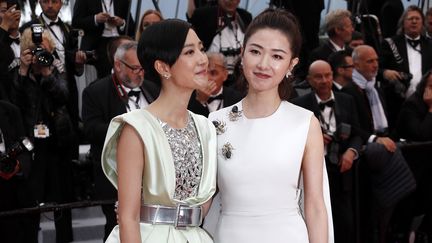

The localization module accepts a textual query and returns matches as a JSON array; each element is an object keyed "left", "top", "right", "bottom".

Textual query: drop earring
[
  {"left": 163, "top": 73, "right": 171, "bottom": 79},
  {"left": 285, "top": 71, "right": 292, "bottom": 79}
]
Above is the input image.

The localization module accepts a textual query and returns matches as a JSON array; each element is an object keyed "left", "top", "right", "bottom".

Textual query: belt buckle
[{"left": 174, "top": 204, "right": 187, "bottom": 230}]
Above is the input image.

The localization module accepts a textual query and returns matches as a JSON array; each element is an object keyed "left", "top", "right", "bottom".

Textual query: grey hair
[
  {"left": 352, "top": 46, "right": 360, "bottom": 62},
  {"left": 114, "top": 41, "right": 138, "bottom": 61},
  {"left": 206, "top": 51, "right": 227, "bottom": 68},
  {"left": 325, "top": 9, "right": 352, "bottom": 37},
  {"left": 396, "top": 5, "right": 425, "bottom": 35}
]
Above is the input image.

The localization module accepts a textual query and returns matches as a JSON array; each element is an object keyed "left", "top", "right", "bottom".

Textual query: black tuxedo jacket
[
  {"left": 292, "top": 92, "right": 363, "bottom": 155},
  {"left": 0, "top": 28, "right": 18, "bottom": 101},
  {"left": 72, "top": 0, "right": 135, "bottom": 50},
  {"left": 82, "top": 75, "right": 159, "bottom": 199},
  {"left": 187, "top": 6, "right": 252, "bottom": 49},
  {"left": 188, "top": 86, "right": 243, "bottom": 117},
  {"left": 309, "top": 39, "right": 352, "bottom": 63},
  {"left": 380, "top": 34, "right": 432, "bottom": 76}
]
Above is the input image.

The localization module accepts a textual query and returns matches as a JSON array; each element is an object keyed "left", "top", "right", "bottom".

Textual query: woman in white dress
[{"left": 207, "top": 9, "right": 333, "bottom": 243}]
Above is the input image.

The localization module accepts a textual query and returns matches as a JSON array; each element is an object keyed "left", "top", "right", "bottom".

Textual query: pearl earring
[
  {"left": 285, "top": 71, "right": 292, "bottom": 79},
  {"left": 163, "top": 73, "right": 171, "bottom": 79}
]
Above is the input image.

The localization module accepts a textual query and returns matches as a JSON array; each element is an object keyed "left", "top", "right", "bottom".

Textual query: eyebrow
[
  {"left": 249, "top": 43, "right": 288, "bottom": 54},
  {"left": 183, "top": 41, "right": 203, "bottom": 49}
]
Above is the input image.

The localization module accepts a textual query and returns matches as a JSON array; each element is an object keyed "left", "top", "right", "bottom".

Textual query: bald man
[
  {"left": 292, "top": 60, "right": 362, "bottom": 243},
  {"left": 342, "top": 45, "right": 416, "bottom": 243}
]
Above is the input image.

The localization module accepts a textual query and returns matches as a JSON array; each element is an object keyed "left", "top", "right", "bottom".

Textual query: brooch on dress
[
  {"left": 212, "top": 120, "right": 226, "bottom": 135},
  {"left": 228, "top": 105, "right": 242, "bottom": 121},
  {"left": 222, "top": 142, "right": 234, "bottom": 159}
]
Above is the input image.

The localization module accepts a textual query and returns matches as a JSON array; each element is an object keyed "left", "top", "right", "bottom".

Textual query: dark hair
[
  {"left": 106, "top": 35, "right": 134, "bottom": 66},
  {"left": 137, "top": 19, "right": 191, "bottom": 84},
  {"left": 351, "top": 31, "right": 364, "bottom": 41},
  {"left": 427, "top": 7, "right": 432, "bottom": 17},
  {"left": 328, "top": 50, "right": 350, "bottom": 77},
  {"left": 415, "top": 69, "right": 432, "bottom": 98},
  {"left": 238, "top": 8, "right": 302, "bottom": 100}
]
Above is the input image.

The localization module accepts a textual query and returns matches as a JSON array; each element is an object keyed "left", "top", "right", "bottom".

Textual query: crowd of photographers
[{"left": 0, "top": 0, "right": 432, "bottom": 243}]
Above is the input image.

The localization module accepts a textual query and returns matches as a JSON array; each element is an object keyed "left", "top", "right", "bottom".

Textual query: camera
[
  {"left": 0, "top": 137, "right": 33, "bottom": 180},
  {"left": 323, "top": 123, "right": 351, "bottom": 165},
  {"left": 31, "top": 24, "right": 54, "bottom": 66},
  {"left": 220, "top": 47, "right": 241, "bottom": 57},
  {"left": 70, "top": 29, "right": 98, "bottom": 63},
  {"left": 84, "top": 50, "right": 97, "bottom": 62}
]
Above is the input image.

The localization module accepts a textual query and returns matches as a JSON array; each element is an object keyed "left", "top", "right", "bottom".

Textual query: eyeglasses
[{"left": 119, "top": 60, "right": 144, "bottom": 74}]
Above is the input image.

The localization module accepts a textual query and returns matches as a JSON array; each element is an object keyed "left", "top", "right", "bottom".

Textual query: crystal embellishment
[
  {"left": 221, "top": 142, "right": 234, "bottom": 160},
  {"left": 159, "top": 115, "right": 203, "bottom": 201},
  {"left": 212, "top": 120, "right": 226, "bottom": 135},
  {"left": 228, "top": 105, "right": 242, "bottom": 121}
]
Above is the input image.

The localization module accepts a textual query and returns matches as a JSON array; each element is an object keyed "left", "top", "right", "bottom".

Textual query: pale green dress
[{"left": 101, "top": 109, "right": 217, "bottom": 243}]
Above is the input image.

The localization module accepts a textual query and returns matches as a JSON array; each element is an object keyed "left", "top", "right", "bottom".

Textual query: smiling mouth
[{"left": 254, "top": 72, "right": 271, "bottom": 79}]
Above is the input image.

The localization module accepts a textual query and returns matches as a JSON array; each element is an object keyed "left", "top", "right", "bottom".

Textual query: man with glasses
[
  {"left": 328, "top": 50, "right": 355, "bottom": 91},
  {"left": 380, "top": 5, "right": 432, "bottom": 128},
  {"left": 82, "top": 41, "right": 159, "bottom": 241}
]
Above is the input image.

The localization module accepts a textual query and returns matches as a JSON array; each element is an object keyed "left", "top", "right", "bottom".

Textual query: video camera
[
  {"left": 31, "top": 24, "right": 54, "bottom": 66},
  {"left": 0, "top": 137, "right": 33, "bottom": 180}
]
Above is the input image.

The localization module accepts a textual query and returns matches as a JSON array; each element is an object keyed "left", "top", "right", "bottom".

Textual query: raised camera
[{"left": 31, "top": 24, "right": 54, "bottom": 66}]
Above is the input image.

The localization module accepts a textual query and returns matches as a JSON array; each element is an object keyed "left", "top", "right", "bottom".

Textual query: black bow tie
[
  {"left": 7, "top": 37, "right": 20, "bottom": 45},
  {"left": 407, "top": 38, "right": 421, "bottom": 49},
  {"left": 128, "top": 90, "right": 141, "bottom": 98},
  {"left": 207, "top": 94, "right": 223, "bottom": 103},
  {"left": 319, "top": 99, "right": 334, "bottom": 111},
  {"left": 49, "top": 21, "right": 60, "bottom": 26}
]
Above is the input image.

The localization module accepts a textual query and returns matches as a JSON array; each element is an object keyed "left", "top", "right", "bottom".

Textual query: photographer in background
[
  {"left": 0, "top": 100, "right": 39, "bottom": 243},
  {"left": 292, "top": 60, "right": 363, "bottom": 243},
  {"left": 14, "top": 26, "right": 75, "bottom": 243},
  {"left": 380, "top": 5, "right": 432, "bottom": 128},
  {"left": 20, "top": 0, "right": 87, "bottom": 156},
  {"left": 0, "top": 0, "right": 21, "bottom": 101}
]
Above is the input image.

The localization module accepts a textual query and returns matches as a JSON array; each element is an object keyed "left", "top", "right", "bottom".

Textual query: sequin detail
[{"left": 159, "top": 115, "right": 203, "bottom": 200}]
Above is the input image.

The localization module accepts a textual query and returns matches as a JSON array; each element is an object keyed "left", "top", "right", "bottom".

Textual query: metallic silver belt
[{"left": 140, "top": 204, "right": 203, "bottom": 229}]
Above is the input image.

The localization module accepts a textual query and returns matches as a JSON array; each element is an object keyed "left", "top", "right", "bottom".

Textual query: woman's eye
[
  {"left": 185, "top": 50, "right": 194, "bottom": 55},
  {"left": 249, "top": 49, "right": 260, "bottom": 55},
  {"left": 273, "top": 54, "right": 283, "bottom": 60}
]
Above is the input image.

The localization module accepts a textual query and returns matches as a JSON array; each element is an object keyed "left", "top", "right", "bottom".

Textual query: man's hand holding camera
[
  {"left": 96, "top": 12, "right": 124, "bottom": 27},
  {"left": 0, "top": 5, "right": 20, "bottom": 32}
]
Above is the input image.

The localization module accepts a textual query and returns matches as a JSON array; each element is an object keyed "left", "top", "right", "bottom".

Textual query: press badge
[{"left": 34, "top": 124, "right": 50, "bottom": 138}]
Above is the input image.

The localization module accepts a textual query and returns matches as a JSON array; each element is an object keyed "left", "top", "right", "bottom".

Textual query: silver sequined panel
[{"left": 160, "top": 115, "right": 203, "bottom": 201}]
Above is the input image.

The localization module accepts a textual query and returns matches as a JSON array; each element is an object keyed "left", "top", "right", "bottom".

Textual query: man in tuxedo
[
  {"left": 328, "top": 50, "right": 354, "bottom": 91},
  {"left": 82, "top": 41, "right": 159, "bottom": 240},
  {"left": 292, "top": 60, "right": 362, "bottom": 243},
  {"left": 187, "top": 0, "right": 252, "bottom": 85},
  {"left": 0, "top": 0, "right": 20, "bottom": 101},
  {"left": 380, "top": 6, "right": 432, "bottom": 127},
  {"left": 309, "top": 9, "right": 354, "bottom": 63},
  {"left": 72, "top": 0, "right": 135, "bottom": 79},
  {"left": 188, "top": 52, "right": 243, "bottom": 117}
]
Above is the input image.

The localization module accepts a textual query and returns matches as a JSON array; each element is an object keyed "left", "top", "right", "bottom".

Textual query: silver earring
[
  {"left": 285, "top": 71, "right": 292, "bottom": 78},
  {"left": 163, "top": 73, "right": 171, "bottom": 79}
]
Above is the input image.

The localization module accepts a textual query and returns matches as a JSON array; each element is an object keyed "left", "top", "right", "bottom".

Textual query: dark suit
[
  {"left": 309, "top": 40, "right": 352, "bottom": 63},
  {"left": 380, "top": 35, "right": 432, "bottom": 128},
  {"left": 187, "top": 6, "right": 252, "bottom": 50},
  {"left": 0, "top": 101, "right": 39, "bottom": 243},
  {"left": 72, "top": 0, "right": 135, "bottom": 78},
  {"left": 292, "top": 91, "right": 362, "bottom": 243},
  {"left": 0, "top": 28, "right": 18, "bottom": 102},
  {"left": 188, "top": 87, "right": 243, "bottom": 117},
  {"left": 82, "top": 75, "right": 159, "bottom": 240}
]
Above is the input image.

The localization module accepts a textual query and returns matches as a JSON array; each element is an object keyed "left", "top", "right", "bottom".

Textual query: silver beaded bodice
[{"left": 159, "top": 115, "right": 203, "bottom": 201}]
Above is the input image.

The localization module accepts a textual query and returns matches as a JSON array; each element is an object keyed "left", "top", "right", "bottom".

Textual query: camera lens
[{"left": 32, "top": 47, "right": 54, "bottom": 66}]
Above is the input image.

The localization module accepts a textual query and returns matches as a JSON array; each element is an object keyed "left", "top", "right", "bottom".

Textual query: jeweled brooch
[
  {"left": 228, "top": 105, "right": 242, "bottom": 121},
  {"left": 221, "top": 142, "right": 234, "bottom": 159},
  {"left": 212, "top": 120, "right": 226, "bottom": 135}
]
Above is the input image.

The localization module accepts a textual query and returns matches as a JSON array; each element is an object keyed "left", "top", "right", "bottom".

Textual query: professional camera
[
  {"left": 31, "top": 24, "right": 54, "bottom": 66},
  {"left": 323, "top": 123, "right": 351, "bottom": 165},
  {"left": 0, "top": 137, "right": 33, "bottom": 180},
  {"left": 69, "top": 29, "right": 98, "bottom": 63},
  {"left": 220, "top": 47, "right": 241, "bottom": 57}
]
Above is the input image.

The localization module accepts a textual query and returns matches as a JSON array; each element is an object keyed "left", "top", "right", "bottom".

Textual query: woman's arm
[
  {"left": 302, "top": 116, "right": 328, "bottom": 243},
  {"left": 117, "top": 124, "right": 145, "bottom": 243}
]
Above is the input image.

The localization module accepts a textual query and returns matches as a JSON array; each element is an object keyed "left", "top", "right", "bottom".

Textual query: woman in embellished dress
[
  {"left": 101, "top": 19, "right": 217, "bottom": 243},
  {"left": 206, "top": 9, "right": 333, "bottom": 243}
]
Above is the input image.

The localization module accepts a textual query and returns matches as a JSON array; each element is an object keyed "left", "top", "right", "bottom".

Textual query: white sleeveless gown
[{"left": 206, "top": 100, "right": 334, "bottom": 243}]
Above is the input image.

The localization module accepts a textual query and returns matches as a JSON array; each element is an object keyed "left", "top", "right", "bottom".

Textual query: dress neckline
[{"left": 239, "top": 99, "right": 284, "bottom": 120}]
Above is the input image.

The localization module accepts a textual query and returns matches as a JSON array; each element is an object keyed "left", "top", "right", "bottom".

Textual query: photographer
[
  {"left": 14, "top": 27, "right": 75, "bottom": 243},
  {"left": 0, "top": 100, "right": 38, "bottom": 243},
  {"left": 379, "top": 6, "right": 432, "bottom": 128}
]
